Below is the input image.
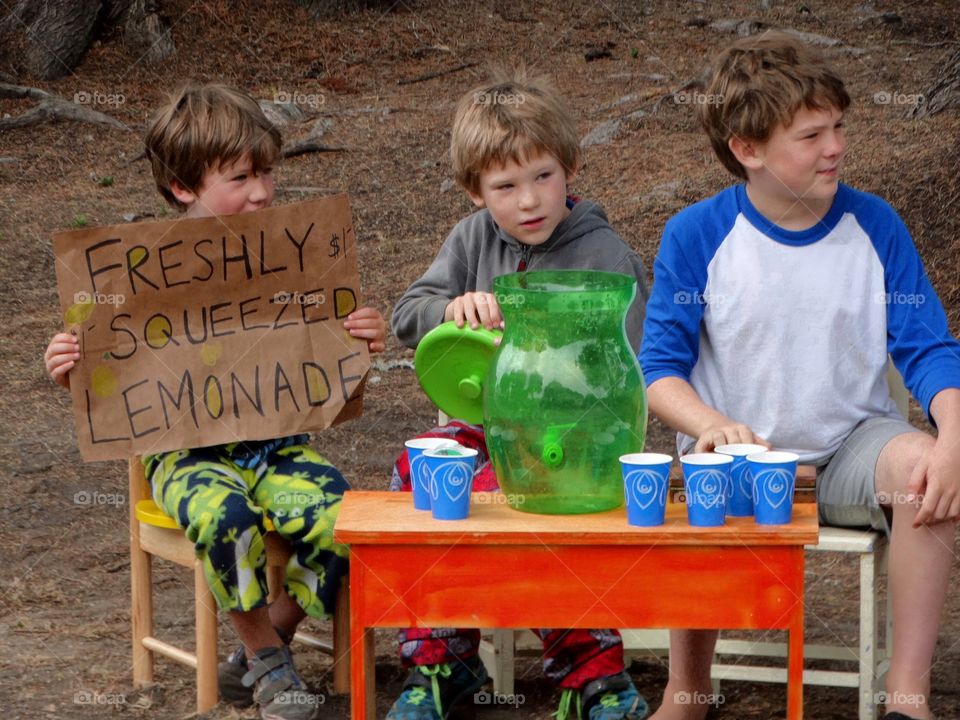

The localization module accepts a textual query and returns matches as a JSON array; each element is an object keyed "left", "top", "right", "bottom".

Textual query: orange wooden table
[{"left": 334, "top": 492, "right": 819, "bottom": 720}]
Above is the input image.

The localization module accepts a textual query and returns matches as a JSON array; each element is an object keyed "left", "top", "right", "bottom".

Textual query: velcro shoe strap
[
  {"left": 241, "top": 647, "right": 290, "bottom": 689},
  {"left": 581, "top": 671, "right": 633, "bottom": 714}
]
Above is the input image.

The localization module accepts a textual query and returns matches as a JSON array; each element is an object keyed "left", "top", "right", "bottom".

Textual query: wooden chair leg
[
  {"left": 195, "top": 561, "right": 219, "bottom": 713},
  {"left": 333, "top": 580, "right": 351, "bottom": 694},
  {"left": 129, "top": 458, "right": 155, "bottom": 687},
  {"left": 130, "top": 542, "right": 155, "bottom": 686}
]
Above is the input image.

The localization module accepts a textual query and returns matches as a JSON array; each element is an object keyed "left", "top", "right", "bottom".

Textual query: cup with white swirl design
[
  {"left": 714, "top": 443, "right": 768, "bottom": 517},
  {"left": 424, "top": 446, "right": 479, "bottom": 520},
  {"left": 679, "top": 453, "right": 733, "bottom": 527},
  {"left": 405, "top": 438, "right": 462, "bottom": 510},
  {"left": 619, "top": 453, "right": 673, "bottom": 526},
  {"left": 747, "top": 451, "right": 799, "bottom": 525}
]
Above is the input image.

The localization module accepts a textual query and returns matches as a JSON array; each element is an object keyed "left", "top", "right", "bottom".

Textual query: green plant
[
  {"left": 98, "top": 176, "right": 114, "bottom": 187},
  {"left": 72, "top": 214, "right": 88, "bottom": 228}
]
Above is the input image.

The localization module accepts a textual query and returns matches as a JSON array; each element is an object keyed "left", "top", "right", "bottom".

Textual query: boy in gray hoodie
[{"left": 387, "top": 70, "right": 650, "bottom": 720}]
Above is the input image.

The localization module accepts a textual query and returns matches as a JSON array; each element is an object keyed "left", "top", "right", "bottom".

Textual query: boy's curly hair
[
  {"left": 698, "top": 31, "right": 851, "bottom": 180},
  {"left": 451, "top": 68, "right": 580, "bottom": 195},
  {"left": 145, "top": 84, "right": 281, "bottom": 210}
]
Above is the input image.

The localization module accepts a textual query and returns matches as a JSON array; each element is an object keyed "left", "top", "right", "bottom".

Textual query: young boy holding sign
[
  {"left": 639, "top": 34, "right": 960, "bottom": 720},
  {"left": 44, "top": 84, "right": 386, "bottom": 720}
]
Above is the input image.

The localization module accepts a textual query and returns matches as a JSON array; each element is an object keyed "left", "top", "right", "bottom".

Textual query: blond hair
[
  {"left": 451, "top": 69, "right": 580, "bottom": 195},
  {"left": 698, "top": 31, "right": 850, "bottom": 180},
  {"left": 144, "top": 84, "right": 281, "bottom": 210}
]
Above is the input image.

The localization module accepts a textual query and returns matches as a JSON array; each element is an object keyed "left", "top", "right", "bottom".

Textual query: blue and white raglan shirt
[{"left": 639, "top": 183, "right": 960, "bottom": 464}]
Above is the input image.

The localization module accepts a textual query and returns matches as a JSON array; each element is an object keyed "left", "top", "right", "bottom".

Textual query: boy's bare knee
[{"left": 875, "top": 431, "right": 934, "bottom": 497}]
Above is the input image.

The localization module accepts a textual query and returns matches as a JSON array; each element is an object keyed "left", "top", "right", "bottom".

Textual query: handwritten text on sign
[{"left": 53, "top": 195, "right": 369, "bottom": 461}]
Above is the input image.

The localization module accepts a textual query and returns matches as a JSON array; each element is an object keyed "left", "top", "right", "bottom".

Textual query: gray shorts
[{"left": 816, "top": 415, "right": 921, "bottom": 535}]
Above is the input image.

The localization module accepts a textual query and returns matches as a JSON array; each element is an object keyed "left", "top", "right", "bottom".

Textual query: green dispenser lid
[{"left": 414, "top": 321, "right": 501, "bottom": 424}]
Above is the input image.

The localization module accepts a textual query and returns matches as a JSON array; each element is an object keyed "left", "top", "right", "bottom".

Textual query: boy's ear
[
  {"left": 565, "top": 162, "right": 580, "bottom": 185},
  {"left": 466, "top": 189, "right": 486, "bottom": 209},
  {"left": 728, "top": 135, "right": 765, "bottom": 172},
  {"left": 169, "top": 178, "right": 197, "bottom": 206}
]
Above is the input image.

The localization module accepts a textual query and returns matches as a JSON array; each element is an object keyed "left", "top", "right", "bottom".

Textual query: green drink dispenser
[{"left": 415, "top": 270, "right": 647, "bottom": 514}]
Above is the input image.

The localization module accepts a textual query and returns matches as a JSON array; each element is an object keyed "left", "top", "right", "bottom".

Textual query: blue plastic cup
[
  {"left": 619, "top": 453, "right": 673, "bottom": 527},
  {"left": 424, "top": 446, "right": 479, "bottom": 520},
  {"left": 714, "top": 443, "right": 768, "bottom": 517},
  {"left": 680, "top": 453, "right": 732, "bottom": 527},
  {"left": 748, "top": 451, "right": 799, "bottom": 525},
  {"left": 405, "top": 438, "right": 461, "bottom": 510}
]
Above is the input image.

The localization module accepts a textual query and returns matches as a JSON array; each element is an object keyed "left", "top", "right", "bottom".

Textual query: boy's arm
[
  {"left": 910, "top": 387, "right": 960, "bottom": 527},
  {"left": 870, "top": 204, "right": 960, "bottom": 524},
  {"left": 391, "top": 229, "right": 475, "bottom": 348},
  {"left": 640, "top": 220, "right": 767, "bottom": 452},
  {"left": 609, "top": 249, "right": 649, "bottom": 354},
  {"left": 648, "top": 376, "right": 770, "bottom": 452},
  {"left": 878, "top": 205, "right": 960, "bottom": 421}
]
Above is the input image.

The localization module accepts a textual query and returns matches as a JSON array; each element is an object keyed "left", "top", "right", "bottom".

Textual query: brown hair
[
  {"left": 144, "top": 84, "right": 281, "bottom": 210},
  {"left": 698, "top": 31, "right": 850, "bottom": 180},
  {"left": 451, "top": 68, "right": 580, "bottom": 195}
]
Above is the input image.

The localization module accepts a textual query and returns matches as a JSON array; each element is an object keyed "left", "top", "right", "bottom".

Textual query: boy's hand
[
  {"left": 344, "top": 306, "right": 387, "bottom": 354},
  {"left": 909, "top": 437, "right": 960, "bottom": 527},
  {"left": 911, "top": 389, "right": 960, "bottom": 527},
  {"left": 694, "top": 423, "right": 772, "bottom": 453},
  {"left": 45, "top": 332, "right": 80, "bottom": 389},
  {"left": 444, "top": 291, "right": 504, "bottom": 331}
]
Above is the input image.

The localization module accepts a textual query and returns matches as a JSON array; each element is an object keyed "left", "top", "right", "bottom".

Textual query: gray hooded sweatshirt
[{"left": 392, "top": 199, "right": 649, "bottom": 351}]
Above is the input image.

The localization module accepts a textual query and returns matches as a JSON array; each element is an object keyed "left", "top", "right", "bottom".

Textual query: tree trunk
[
  {"left": 0, "top": 0, "right": 174, "bottom": 81},
  {"left": 123, "top": 0, "right": 176, "bottom": 65},
  {"left": 911, "top": 47, "right": 960, "bottom": 117},
  {"left": 19, "top": 0, "right": 102, "bottom": 80}
]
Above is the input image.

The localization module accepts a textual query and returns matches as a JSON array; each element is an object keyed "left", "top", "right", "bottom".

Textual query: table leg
[
  {"left": 350, "top": 565, "right": 375, "bottom": 720},
  {"left": 349, "top": 627, "right": 375, "bottom": 720},
  {"left": 787, "top": 603, "right": 804, "bottom": 719}
]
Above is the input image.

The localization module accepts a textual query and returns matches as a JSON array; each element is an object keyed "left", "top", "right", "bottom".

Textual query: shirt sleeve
[
  {"left": 639, "top": 219, "right": 711, "bottom": 385},
  {"left": 877, "top": 208, "right": 960, "bottom": 420},
  {"left": 391, "top": 228, "right": 475, "bottom": 348},
  {"left": 607, "top": 246, "right": 649, "bottom": 354}
]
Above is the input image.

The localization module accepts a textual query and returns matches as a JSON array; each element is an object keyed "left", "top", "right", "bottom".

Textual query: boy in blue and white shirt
[{"left": 640, "top": 32, "right": 960, "bottom": 720}]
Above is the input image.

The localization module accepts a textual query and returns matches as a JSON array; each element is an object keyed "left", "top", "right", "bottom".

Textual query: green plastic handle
[{"left": 458, "top": 375, "right": 482, "bottom": 400}]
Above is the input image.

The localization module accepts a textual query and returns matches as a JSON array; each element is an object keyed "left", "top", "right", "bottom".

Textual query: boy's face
[
  {"left": 467, "top": 149, "right": 574, "bottom": 246},
  {"left": 172, "top": 154, "right": 275, "bottom": 218},
  {"left": 738, "top": 105, "right": 846, "bottom": 218}
]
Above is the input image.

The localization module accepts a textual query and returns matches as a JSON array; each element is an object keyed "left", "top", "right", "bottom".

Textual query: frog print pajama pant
[{"left": 148, "top": 442, "right": 349, "bottom": 618}]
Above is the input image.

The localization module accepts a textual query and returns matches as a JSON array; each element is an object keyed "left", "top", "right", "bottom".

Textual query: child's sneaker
[
  {"left": 385, "top": 654, "right": 488, "bottom": 720},
  {"left": 555, "top": 671, "right": 649, "bottom": 720},
  {"left": 241, "top": 646, "right": 319, "bottom": 720},
  {"left": 219, "top": 645, "right": 253, "bottom": 706},
  {"left": 219, "top": 628, "right": 295, "bottom": 707}
]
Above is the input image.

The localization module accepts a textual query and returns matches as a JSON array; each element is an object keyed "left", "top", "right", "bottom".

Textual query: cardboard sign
[{"left": 53, "top": 195, "right": 369, "bottom": 462}]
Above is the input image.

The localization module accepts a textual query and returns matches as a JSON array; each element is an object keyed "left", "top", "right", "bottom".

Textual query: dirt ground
[{"left": 2, "top": 1, "right": 960, "bottom": 718}]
